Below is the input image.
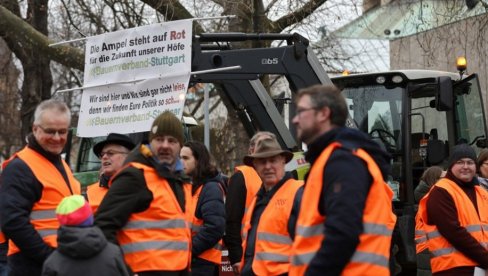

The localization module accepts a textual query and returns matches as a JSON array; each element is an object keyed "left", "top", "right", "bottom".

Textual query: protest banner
[
  {"left": 77, "top": 74, "right": 189, "bottom": 137},
  {"left": 77, "top": 19, "right": 192, "bottom": 136}
]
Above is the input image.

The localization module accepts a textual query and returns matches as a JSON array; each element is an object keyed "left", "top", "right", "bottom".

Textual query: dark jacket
[
  {"left": 304, "top": 127, "right": 392, "bottom": 276},
  {"left": 94, "top": 144, "right": 190, "bottom": 274},
  {"left": 0, "top": 135, "right": 73, "bottom": 275},
  {"left": 414, "top": 180, "right": 432, "bottom": 203},
  {"left": 224, "top": 170, "right": 247, "bottom": 264},
  {"left": 241, "top": 172, "right": 303, "bottom": 276},
  {"left": 192, "top": 173, "right": 226, "bottom": 259},
  {"left": 426, "top": 171, "right": 488, "bottom": 275},
  {"left": 41, "top": 226, "right": 130, "bottom": 276}
]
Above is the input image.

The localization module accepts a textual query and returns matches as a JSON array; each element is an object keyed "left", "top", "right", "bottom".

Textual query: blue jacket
[{"left": 191, "top": 173, "right": 226, "bottom": 259}]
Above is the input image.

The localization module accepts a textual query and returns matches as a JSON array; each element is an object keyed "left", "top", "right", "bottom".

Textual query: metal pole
[{"left": 204, "top": 86, "right": 210, "bottom": 149}]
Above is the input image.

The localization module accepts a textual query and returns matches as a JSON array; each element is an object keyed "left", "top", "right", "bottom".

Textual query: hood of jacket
[
  {"left": 306, "top": 127, "right": 392, "bottom": 180},
  {"left": 56, "top": 226, "right": 108, "bottom": 259}
]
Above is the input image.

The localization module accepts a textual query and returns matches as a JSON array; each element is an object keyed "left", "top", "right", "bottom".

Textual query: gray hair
[
  {"left": 296, "top": 84, "right": 348, "bottom": 127},
  {"left": 33, "top": 99, "right": 71, "bottom": 125}
]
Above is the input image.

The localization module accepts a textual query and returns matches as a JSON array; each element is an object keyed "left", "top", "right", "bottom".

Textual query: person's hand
[{"left": 232, "top": 262, "right": 241, "bottom": 275}]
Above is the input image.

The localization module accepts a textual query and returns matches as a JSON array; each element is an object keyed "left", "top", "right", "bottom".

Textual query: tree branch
[
  {"left": 139, "top": 0, "right": 205, "bottom": 33},
  {"left": 0, "top": 5, "right": 84, "bottom": 70},
  {"left": 270, "top": 0, "right": 327, "bottom": 33}
]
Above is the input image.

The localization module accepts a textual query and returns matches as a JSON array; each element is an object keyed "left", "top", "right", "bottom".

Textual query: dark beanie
[
  {"left": 448, "top": 143, "right": 477, "bottom": 168},
  {"left": 149, "top": 111, "right": 184, "bottom": 145}
]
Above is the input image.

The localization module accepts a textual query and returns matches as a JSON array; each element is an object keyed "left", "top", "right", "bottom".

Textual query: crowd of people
[{"left": 0, "top": 84, "right": 487, "bottom": 276}]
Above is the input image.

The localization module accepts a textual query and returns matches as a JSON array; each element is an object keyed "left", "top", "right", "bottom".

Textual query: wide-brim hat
[
  {"left": 243, "top": 138, "right": 293, "bottom": 166},
  {"left": 93, "top": 133, "right": 136, "bottom": 157}
]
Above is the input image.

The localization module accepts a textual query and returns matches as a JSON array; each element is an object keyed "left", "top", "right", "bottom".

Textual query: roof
[
  {"left": 332, "top": 0, "right": 488, "bottom": 40},
  {"left": 331, "top": 69, "right": 462, "bottom": 81}
]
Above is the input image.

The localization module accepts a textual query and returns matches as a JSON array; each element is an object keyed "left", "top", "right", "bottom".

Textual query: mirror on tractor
[{"left": 435, "top": 76, "right": 453, "bottom": 111}]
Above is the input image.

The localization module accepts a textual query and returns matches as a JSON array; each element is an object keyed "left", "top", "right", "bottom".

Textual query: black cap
[
  {"left": 448, "top": 143, "right": 477, "bottom": 168},
  {"left": 93, "top": 133, "right": 136, "bottom": 157}
]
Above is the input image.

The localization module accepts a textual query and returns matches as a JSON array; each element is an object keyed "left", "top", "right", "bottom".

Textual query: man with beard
[
  {"left": 416, "top": 143, "right": 488, "bottom": 275},
  {"left": 289, "top": 85, "right": 396, "bottom": 276},
  {"left": 95, "top": 111, "right": 192, "bottom": 276}
]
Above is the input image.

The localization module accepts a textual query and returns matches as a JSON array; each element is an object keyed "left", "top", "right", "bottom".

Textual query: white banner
[
  {"left": 78, "top": 20, "right": 192, "bottom": 137},
  {"left": 83, "top": 20, "right": 192, "bottom": 87},
  {"left": 77, "top": 74, "right": 189, "bottom": 137}
]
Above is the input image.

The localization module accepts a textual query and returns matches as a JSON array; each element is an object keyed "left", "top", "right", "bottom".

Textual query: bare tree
[{"left": 0, "top": 0, "right": 358, "bottom": 170}]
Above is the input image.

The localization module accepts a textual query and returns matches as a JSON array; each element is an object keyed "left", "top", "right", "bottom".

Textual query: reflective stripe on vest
[
  {"left": 290, "top": 142, "right": 396, "bottom": 276},
  {"left": 189, "top": 184, "right": 224, "bottom": 264},
  {"left": 86, "top": 182, "right": 108, "bottom": 213},
  {"left": 235, "top": 165, "right": 261, "bottom": 238},
  {"left": 416, "top": 178, "right": 488, "bottom": 273},
  {"left": 241, "top": 178, "right": 303, "bottom": 275},
  {"left": 3, "top": 147, "right": 80, "bottom": 255},
  {"left": 117, "top": 162, "right": 192, "bottom": 272}
]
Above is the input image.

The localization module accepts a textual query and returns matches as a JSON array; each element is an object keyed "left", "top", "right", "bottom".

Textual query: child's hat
[{"left": 56, "top": 195, "right": 94, "bottom": 227}]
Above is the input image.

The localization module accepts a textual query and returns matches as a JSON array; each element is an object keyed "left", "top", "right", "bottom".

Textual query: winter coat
[
  {"left": 303, "top": 126, "right": 392, "bottom": 276},
  {"left": 191, "top": 173, "right": 226, "bottom": 258},
  {"left": 41, "top": 226, "right": 130, "bottom": 276},
  {"left": 0, "top": 135, "right": 74, "bottom": 275}
]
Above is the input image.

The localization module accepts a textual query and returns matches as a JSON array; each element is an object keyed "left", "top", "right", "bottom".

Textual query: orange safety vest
[
  {"left": 235, "top": 165, "right": 262, "bottom": 236},
  {"left": 117, "top": 162, "right": 192, "bottom": 272},
  {"left": 415, "top": 213, "right": 428, "bottom": 254},
  {"left": 86, "top": 182, "right": 108, "bottom": 213},
  {"left": 241, "top": 178, "right": 303, "bottom": 275},
  {"left": 2, "top": 147, "right": 81, "bottom": 255},
  {"left": 0, "top": 230, "right": 5, "bottom": 244},
  {"left": 290, "top": 142, "right": 396, "bottom": 276},
  {"left": 416, "top": 178, "right": 488, "bottom": 273},
  {"left": 190, "top": 184, "right": 224, "bottom": 264}
]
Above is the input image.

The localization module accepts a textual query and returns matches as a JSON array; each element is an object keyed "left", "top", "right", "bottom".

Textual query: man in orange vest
[
  {"left": 95, "top": 111, "right": 192, "bottom": 276},
  {"left": 224, "top": 131, "right": 277, "bottom": 273},
  {"left": 416, "top": 143, "right": 488, "bottom": 275},
  {"left": 289, "top": 85, "right": 396, "bottom": 276},
  {"left": 239, "top": 138, "right": 303, "bottom": 276},
  {"left": 87, "top": 133, "right": 135, "bottom": 212},
  {"left": 0, "top": 99, "right": 81, "bottom": 276}
]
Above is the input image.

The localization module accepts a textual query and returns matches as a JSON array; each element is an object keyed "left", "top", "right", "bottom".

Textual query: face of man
[
  {"left": 253, "top": 154, "right": 286, "bottom": 189},
  {"left": 451, "top": 158, "right": 477, "bottom": 182},
  {"left": 149, "top": 135, "right": 181, "bottom": 166},
  {"left": 99, "top": 144, "right": 129, "bottom": 177},
  {"left": 180, "top": 146, "right": 196, "bottom": 176},
  {"left": 32, "top": 110, "right": 70, "bottom": 155},
  {"left": 292, "top": 95, "right": 325, "bottom": 145}
]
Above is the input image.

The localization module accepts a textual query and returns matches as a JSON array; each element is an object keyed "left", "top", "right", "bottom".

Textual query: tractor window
[
  {"left": 343, "top": 85, "right": 402, "bottom": 154},
  {"left": 454, "top": 74, "right": 486, "bottom": 154},
  {"left": 342, "top": 85, "right": 403, "bottom": 200}
]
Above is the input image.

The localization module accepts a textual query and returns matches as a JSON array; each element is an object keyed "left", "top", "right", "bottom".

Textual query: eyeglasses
[
  {"left": 37, "top": 125, "right": 68, "bottom": 136},
  {"left": 454, "top": 160, "right": 476, "bottom": 166},
  {"left": 98, "top": 150, "right": 129, "bottom": 158},
  {"left": 295, "top": 107, "right": 316, "bottom": 117}
]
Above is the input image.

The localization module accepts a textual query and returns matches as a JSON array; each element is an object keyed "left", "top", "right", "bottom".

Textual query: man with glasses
[
  {"left": 416, "top": 143, "right": 488, "bottom": 275},
  {"left": 289, "top": 85, "right": 396, "bottom": 276},
  {"left": 86, "top": 133, "right": 135, "bottom": 212},
  {"left": 0, "top": 99, "right": 80, "bottom": 276}
]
